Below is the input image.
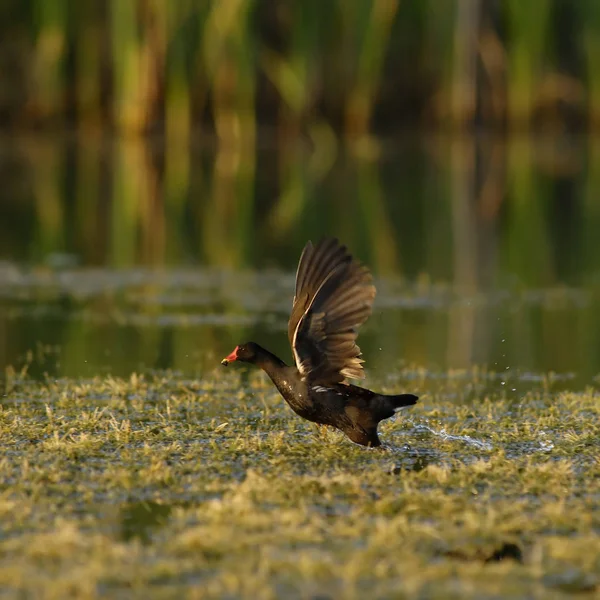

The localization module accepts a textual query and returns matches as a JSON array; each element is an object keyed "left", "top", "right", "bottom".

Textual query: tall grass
[{"left": 2, "top": 0, "right": 597, "bottom": 135}]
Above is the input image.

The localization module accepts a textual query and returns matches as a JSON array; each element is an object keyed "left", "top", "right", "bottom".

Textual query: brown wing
[
  {"left": 288, "top": 238, "right": 376, "bottom": 384},
  {"left": 287, "top": 238, "right": 354, "bottom": 347}
]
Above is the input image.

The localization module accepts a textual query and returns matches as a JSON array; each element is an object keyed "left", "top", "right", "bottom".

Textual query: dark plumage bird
[{"left": 221, "top": 238, "right": 418, "bottom": 447}]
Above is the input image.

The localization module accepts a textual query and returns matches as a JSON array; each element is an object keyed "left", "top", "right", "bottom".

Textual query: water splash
[
  {"left": 412, "top": 423, "right": 493, "bottom": 451},
  {"left": 537, "top": 431, "right": 555, "bottom": 452}
]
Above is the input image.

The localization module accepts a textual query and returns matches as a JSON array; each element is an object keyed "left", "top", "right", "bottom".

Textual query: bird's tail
[
  {"left": 347, "top": 392, "right": 419, "bottom": 446},
  {"left": 389, "top": 393, "right": 418, "bottom": 412},
  {"left": 373, "top": 393, "right": 418, "bottom": 420}
]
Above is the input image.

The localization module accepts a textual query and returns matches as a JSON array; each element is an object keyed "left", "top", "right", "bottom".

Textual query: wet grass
[{"left": 1, "top": 365, "right": 599, "bottom": 598}]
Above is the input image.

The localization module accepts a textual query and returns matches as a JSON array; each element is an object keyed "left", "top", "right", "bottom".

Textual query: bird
[{"left": 221, "top": 237, "right": 418, "bottom": 447}]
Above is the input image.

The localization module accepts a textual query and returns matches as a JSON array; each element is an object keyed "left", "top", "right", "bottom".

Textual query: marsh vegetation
[
  {"left": 2, "top": 259, "right": 600, "bottom": 597},
  {"left": 2, "top": 1, "right": 600, "bottom": 596},
  {"left": 1, "top": 363, "right": 599, "bottom": 597}
]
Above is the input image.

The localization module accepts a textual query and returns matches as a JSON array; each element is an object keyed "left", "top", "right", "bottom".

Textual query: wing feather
[
  {"left": 288, "top": 238, "right": 376, "bottom": 384},
  {"left": 288, "top": 238, "right": 353, "bottom": 347}
]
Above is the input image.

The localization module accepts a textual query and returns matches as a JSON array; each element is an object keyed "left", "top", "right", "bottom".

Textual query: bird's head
[{"left": 221, "top": 342, "right": 260, "bottom": 366}]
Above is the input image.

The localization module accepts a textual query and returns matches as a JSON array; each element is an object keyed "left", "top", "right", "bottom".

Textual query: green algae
[{"left": 0, "top": 366, "right": 599, "bottom": 599}]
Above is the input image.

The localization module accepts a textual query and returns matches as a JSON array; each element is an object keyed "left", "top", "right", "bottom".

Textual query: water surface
[{"left": 1, "top": 133, "right": 600, "bottom": 395}]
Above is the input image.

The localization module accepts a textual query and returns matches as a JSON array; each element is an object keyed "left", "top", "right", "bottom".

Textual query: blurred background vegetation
[
  {"left": 1, "top": 0, "right": 600, "bottom": 380},
  {"left": 0, "top": 0, "right": 599, "bottom": 134}
]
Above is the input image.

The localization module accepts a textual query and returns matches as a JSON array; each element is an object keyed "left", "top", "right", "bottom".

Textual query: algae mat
[{"left": 1, "top": 367, "right": 599, "bottom": 599}]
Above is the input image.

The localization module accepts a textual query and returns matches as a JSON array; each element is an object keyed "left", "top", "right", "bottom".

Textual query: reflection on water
[{"left": 1, "top": 133, "right": 600, "bottom": 391}]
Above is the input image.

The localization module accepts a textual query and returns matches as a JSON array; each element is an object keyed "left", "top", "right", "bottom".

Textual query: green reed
[
  {"left": 6, "top": 0, "right": 600, "bottom": 134},
  {"left": 73, "top": 2, "right": 103, "bottom": 126},
  {"left": 31, "top": 0, "right": 68, "bottom": 121},
  {"left": 581, "top": 0, "right": 600, "bottom": 128},
  {"left": 504, "top": 0, "right": 552, "bottom": 130}
]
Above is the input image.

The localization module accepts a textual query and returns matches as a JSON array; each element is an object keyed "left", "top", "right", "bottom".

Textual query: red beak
[{"left": 221, "top": 346, "right": 239, "bottom": 366}]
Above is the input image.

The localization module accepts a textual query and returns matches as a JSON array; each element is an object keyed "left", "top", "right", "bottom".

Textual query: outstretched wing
[
  {"left": 287, "top": 238, "right": 376, "bottom": 384},
  {"left": 287, "top": 238, "right": 354, "bottom": 346}
]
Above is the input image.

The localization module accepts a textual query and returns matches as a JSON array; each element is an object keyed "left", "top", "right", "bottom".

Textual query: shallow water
[
  {"left": 2, "top": 133, "right": 600, "bottom": 392},
  {"left": 0, "top": 135, "right": 600, "bottom": 400},
  {"left": 1, "top": 264, "right": 599, "bottom": 399}
]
